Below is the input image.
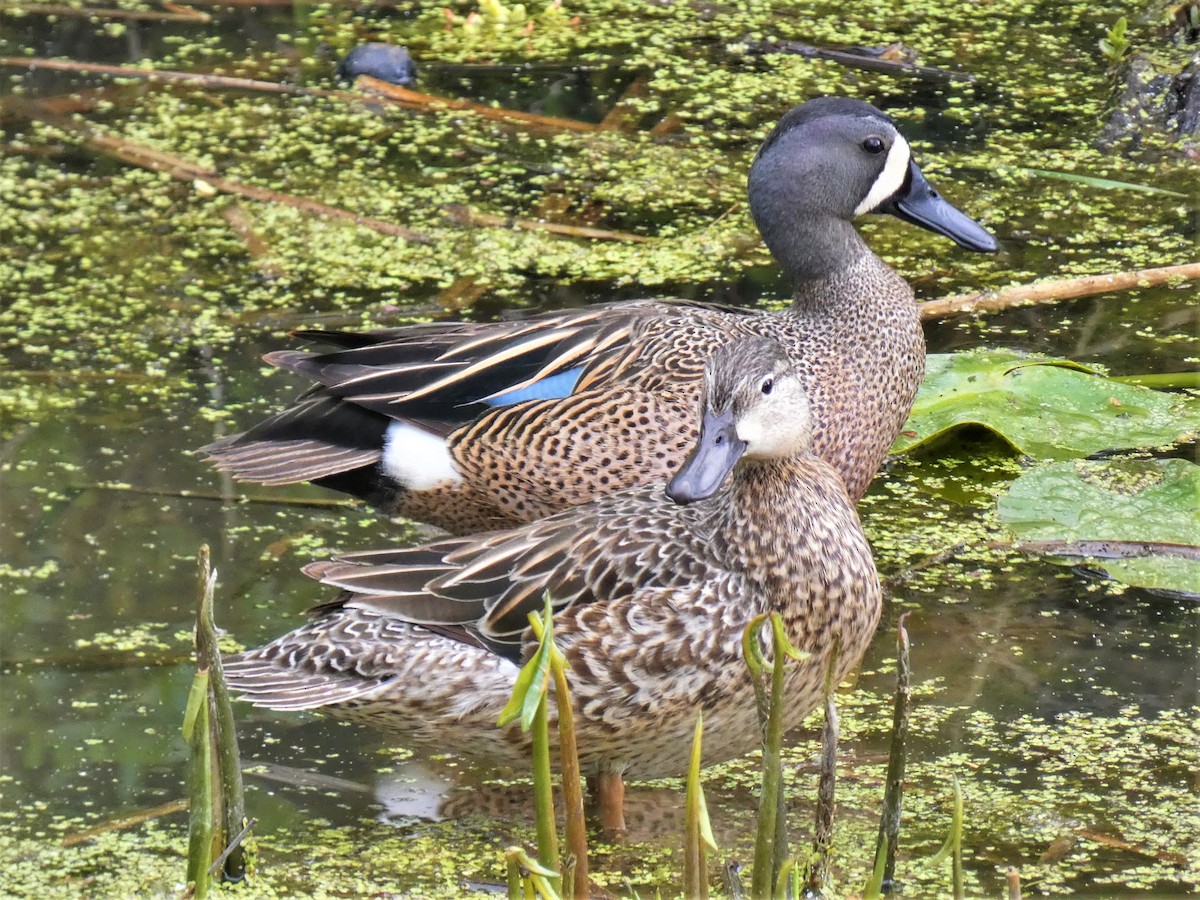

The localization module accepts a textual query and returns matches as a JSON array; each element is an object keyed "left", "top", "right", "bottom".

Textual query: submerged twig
[
  {"left": 75, "top": 482, "right": 356, "bottom": 510},
  {"left": 221, "top": 205, "right": 285, "bottom": 279},
  {"left": 12, "top": 101, "right": 431, "bottom": 242},
  {"left": 0, "top": 59, "right": 609, "bottom": 138},
  {"left": 921, "top": 262, "right": 1200, "bottom": 320},
  {"left": 206, "top": 818, "right": 257, "bottom": 876},
  {"left": 806, "top": 640, "right": 841, "bottom": 897},
  {"left": 0, "top": 57, "right": 321, "bottom": 96},
  {"left": 873, "top": 614, "right": 912, "bottom": 891},
  {"left": 742, "top": 39, "right": 975, "bottom": 83},
  {"left": 1075, "top": 828, "right": 1189, "bottom": 866},
  {"left": 598, "top": 74, "right": 651, "bottom": 133},
  {"left": 354, "top": 75, "right": 600, "bottom": 133},
  {"left": 62, "top": 799, "right": 188, "bottom": 847},
  {"left": 1007, "top": 868, "right": 1022, "bottom": 900},
  {"left": 880, "top": 542, "right": 971, "bottom": 591},
  {"left": 1007, "top": 539, "right": 1200, "bottom": 562},
  {"left": 0, "top": 4, "right": 210, "bottom": 22},
  {"left": 444, "top": 204, "right": 652, "bottom": 243}
]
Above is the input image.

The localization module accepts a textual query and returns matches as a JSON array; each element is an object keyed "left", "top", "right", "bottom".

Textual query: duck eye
[
  {"left": 761, "top": 378, "right": 773, "bottom": 395},
  {"left": 862, "top": 136, "right": 885, "bottom": 154}
]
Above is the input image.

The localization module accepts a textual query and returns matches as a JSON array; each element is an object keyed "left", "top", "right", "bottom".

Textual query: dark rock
[
  {"left": 1098, "top": 3, "right": 1200, "bottom": 150},
  {"left": 336, "top": 43, "right": 418, "bottom": 86},
  {"left": 1166, "top": 55, "right": 1200, "bottom": 133}
]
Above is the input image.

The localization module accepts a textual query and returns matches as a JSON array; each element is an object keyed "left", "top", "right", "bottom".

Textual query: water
[{"left": 2, "top": 0, "right": 1198, "bottom": 895}]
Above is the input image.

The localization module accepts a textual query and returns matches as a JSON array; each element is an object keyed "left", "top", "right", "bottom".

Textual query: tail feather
[
  {"left": 201, "top": 394, "right": 389, "bottom": 489},
  {"left": 204, "top": 438, "right": 381, "bottom": 484}
]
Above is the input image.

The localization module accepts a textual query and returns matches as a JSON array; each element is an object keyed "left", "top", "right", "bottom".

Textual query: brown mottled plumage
[
  {"left": 202, "top": 97, "right": 996, "bottom": 534},
  {"left": 224, "top": 337, "right": 882, "bottom": 783}
]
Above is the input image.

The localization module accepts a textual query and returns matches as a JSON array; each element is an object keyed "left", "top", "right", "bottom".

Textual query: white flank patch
[
  {"left": 853, "top": 133, "right": 911, "bottom": 217},
  {"left": 382, "top": 421, "right": 462, "bottom": 491}
]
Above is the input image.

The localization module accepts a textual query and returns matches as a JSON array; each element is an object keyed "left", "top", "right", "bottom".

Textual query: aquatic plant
[
  {"left": 183, "top": 546, "right": 249, "bottom": 895},
  {"left": 1098, "top": 16, "right": 1132, "bottom": 65}
]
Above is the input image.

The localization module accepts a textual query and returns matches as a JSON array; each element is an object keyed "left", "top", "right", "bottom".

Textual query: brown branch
[
  {"left": 1007, "top": 869, "right": 1022, "bottom": 900},
  {"left": 445, "top": 203, "right": 652, "bottom": 242},
  {"left": 2, "top": 3, "right": 209, "bottom": 21},
  {"left": 12, "top": 101, "right": 431, "bottom": 242},
  {"left": 0, "top": 58, "right": 606, "bottom": 138},
  {"left": 880, "top": 541, "right": 972, "bottom": 591},
  {"left": 743, "top": 39, "right": 975, "bottom": 84},
  {"left": 598, "top": 74, "right": 651, "bottom": 133},
  {"left": 63, "top": 799, "right": 188, "bottom": 846},
  {"left": 1007, "top": 539, "right": 1200, "bottom": 562},
  {"left": 354, "top": 75, "right": 600, "bottom": 133},
  {"left": 176, "top": 0, "right": 394, "bottom": 5},
  {"left": 0, "top": 57, "right": 322, "bottom": 95},
  {"left": 1075, "top": 828, "right": 1189, "bottom": 866},
  {"left": 921, "top": 262, "right": 1200, "bottom": 320},
  {"left": 220, "top": 205, "right": 285, "bottom": 279},
  {"left": 76, "top": 482, "right": 356, "bottom": 509}
]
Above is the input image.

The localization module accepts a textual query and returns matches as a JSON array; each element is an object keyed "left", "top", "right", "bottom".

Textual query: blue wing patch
[{"left": 480, "top": 367, "right": 584, "bottom": 407}]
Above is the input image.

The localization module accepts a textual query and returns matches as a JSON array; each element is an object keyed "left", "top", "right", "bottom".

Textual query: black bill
[{"left": 882, "top": 160, "right": 999, "bottom": 253}]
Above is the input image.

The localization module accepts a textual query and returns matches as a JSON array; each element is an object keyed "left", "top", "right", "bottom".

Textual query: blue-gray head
[{"left": 748, "top": 97, "right": 997, "bottom": 280}]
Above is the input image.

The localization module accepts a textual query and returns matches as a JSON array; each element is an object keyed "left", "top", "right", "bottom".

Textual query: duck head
[
  {"left": 666, "top": 337, "right": 812, "bottom": 505},
  {"left": 747, "top": 97, "right": 997, "bottom": 281}
]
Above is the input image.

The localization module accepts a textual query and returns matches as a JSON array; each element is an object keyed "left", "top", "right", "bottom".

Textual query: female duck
[
  {"left": 224, "top": 337, "right": 882, "bottom": 826},
  {"left": 206, "top": 97, "right": 996, "bottom": 533}
]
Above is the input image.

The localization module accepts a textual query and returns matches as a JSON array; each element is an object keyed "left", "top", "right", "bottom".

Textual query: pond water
[{"left": 1, "top": 0, "right": 1198, "bottom": 896}]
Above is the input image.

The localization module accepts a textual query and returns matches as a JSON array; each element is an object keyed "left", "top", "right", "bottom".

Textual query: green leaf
[
  {"left": 893, "top": 350, "right": 1200, "bottom": 459},
  {"left": 741, "top": 612, "right": 771, "bottom": 679},
  {"left": 497, "top": 601, "right": 556, "bottom": 731},
  {"left": 182, "top": 670, "right": 210, "bottom": 741},
  {"left": 998, "top": 458, "right": 1200, "bottom": 595},
  {"left": 863, "top": 835, "right": 888, "bottom": 900},
  {"left": 1019, "top": 167, "right": 1186, "bottom": 198}
]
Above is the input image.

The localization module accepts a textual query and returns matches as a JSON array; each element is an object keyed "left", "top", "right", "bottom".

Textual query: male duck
[
  {"left": 223, "top": 337, "right": 882, "bottom": 828},
  {"left": 205, "top": 97, "right": 997, "bottom": 533}
]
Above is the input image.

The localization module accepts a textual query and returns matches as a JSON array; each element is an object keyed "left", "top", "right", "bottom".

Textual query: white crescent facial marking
[
  {"left": 382, "top": 421, "right": 462, "bottom": 490},
  {"left": 854, "top": 132, "right": 911, "bottom": 217}
]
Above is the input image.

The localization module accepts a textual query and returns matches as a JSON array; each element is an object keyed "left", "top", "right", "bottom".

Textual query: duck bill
[
  {"left": 881, "top": 161, "right": 998, "bottom": 253},
  {"left": 666, "top": 409, "right": 747, "bottom": 505}
]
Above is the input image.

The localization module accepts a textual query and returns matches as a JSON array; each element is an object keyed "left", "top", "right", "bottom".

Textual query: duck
[
  {"left": 223, "top": 336, "right": 883, "bottom": 831},
  {"left": 203, "top": 96, "right": 997, "bottom": 534}
]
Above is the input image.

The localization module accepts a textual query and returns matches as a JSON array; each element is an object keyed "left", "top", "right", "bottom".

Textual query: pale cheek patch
[
  {"left": 854, "top": 133, "right": 911, "bottom": 217},
  {"left": 736, "top": 412, "right": 764, "bottom": 451},
  {"left": 382, "top": 421, "right": 462, "bottom": 490},
  {"left": 737, "top": 387, "right": 813, "bottom": 458}
]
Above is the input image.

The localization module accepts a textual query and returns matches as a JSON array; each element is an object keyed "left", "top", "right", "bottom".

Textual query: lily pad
[
  {"left": 997, "top": 458, "right": 1200, "bottom": 596},
  {"left": 894, "top": 350, "right": 1200, "bottom": 459}
]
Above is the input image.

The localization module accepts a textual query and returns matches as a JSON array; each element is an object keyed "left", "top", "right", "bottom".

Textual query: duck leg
[{"left": 587, "top": 771, "right": 626, "bottom": 838}]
